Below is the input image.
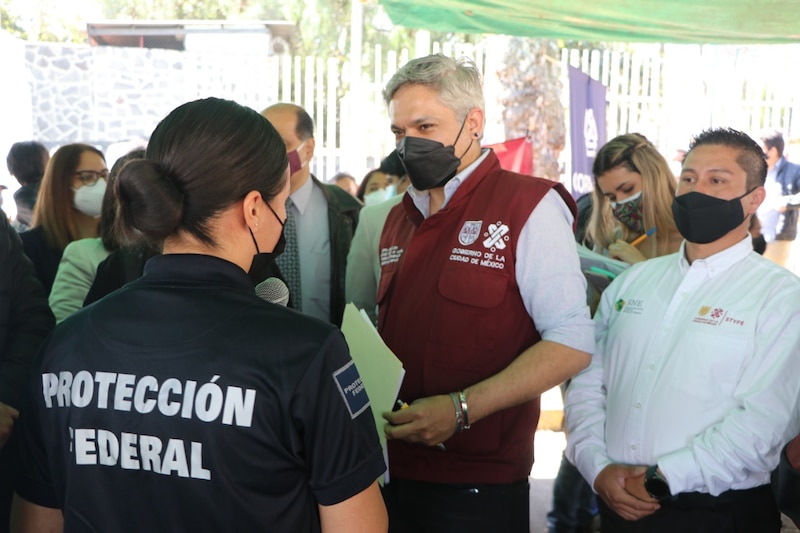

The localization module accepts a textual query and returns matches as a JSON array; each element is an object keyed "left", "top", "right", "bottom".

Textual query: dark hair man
[
  {"left": 567, "top": 128, "right": 800, "bottom": 532},
  {"left": 757, "top": 129, "right": 800, "bottom": 267}
]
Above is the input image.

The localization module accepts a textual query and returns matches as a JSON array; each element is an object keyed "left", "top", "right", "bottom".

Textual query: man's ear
[
  {"left": 746, "top": 185, "right": 766, "bottom": 215},
  {"left": 303, "top": 137, "right": 316, "bottom": 160},
  {"left": 466, "top": 107, "right": 485, "bottom": 140}
]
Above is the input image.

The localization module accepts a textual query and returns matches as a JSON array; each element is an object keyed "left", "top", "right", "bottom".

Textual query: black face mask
[
  {"left": 247, "top": 199, "right": 287, "bottom": 285},
  {"left": 671, "top": 189, "right": 755, "bottom": 244},
  {"left": 396, "top": 118, "right": 472, "bottom": 191}
]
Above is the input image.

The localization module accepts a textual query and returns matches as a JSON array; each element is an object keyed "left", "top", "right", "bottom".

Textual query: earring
[{"left": 473, "top": 132, "right": 479, "bottom": 138}]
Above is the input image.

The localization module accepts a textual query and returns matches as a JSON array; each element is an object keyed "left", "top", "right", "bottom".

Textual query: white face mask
[
  {"left": 363, "top": 184, "right": 397, "bottom": 206},
  {"left": 609, "top": 190, "right": 642, "bottom": 208},
  {"left": 72, "top": 179, "right": 107, "bottom": 218}
]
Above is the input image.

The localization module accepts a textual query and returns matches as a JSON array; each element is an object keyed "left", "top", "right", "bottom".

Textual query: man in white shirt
[{"left": 566, "top": 128, "right": 800, "bottom": 532}]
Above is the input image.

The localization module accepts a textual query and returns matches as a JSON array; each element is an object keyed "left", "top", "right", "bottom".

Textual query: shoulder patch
[{"left": 332, "top": 360, "right": 370, "bottom": 419}]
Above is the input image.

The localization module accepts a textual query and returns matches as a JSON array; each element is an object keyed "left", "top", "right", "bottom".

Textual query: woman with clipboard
[{"left": 586, "top": 133, "right": 683, "bottom": 265}]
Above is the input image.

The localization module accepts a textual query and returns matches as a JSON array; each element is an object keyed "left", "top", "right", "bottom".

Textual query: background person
[
  {"left": 345, "top": 150, "right": 408, "bottom": 325},
  {"left": 6, "top": 141, "right": 49, "bottom": 232},
  {"left": 357, "top": 169, "right": 393, "bottom": 205},
  {"left": 260, "top": 103, "right": 361, "bottom": 326},
  {"left": 0, "top": 210, "right": 54, "bottom": 533},
  {"left": 756, "top": 129, "right": 800, "bottom": 268},
  {"left": 331, "top": 172, "right": 359, "bottom": 198},
  {"left": 586, "top": 133, "right": 682, "bottom": 264},
  {"left": 48, "top": 150, "right": 144, "bottom": 322},
  {"left": 20, "top": 144, "right": 107, "bottom": 295},
  {"left": 12, "top": 97, "right": 387, "bottom": 533},
  {"left": 566, "top": 128, "right": 800, "bottom": 533}
]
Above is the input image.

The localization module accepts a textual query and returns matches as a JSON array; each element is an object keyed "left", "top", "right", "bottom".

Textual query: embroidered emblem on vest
[
  {"left": 458, "top": 220, "right": 483, "bottom": 246},
  {"left": 380, "top": 245, "right": 403, "bottom": 266},
  {"left": 483, "top": 220, "right": 510, "bottom": 252}
]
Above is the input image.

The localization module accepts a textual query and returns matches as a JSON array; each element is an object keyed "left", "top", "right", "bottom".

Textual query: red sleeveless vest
[{"left": 378, "top": 151, "right": 577, "bottom": 483}]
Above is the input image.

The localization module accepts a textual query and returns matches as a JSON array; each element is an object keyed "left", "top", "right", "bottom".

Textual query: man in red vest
[{"left": 378, "top": 54, "right": 594, "bottom": 532}]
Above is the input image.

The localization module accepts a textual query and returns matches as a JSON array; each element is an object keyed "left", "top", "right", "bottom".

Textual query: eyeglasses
[{"left": 74, "top": 169, "right": 109, "bottom": 186}]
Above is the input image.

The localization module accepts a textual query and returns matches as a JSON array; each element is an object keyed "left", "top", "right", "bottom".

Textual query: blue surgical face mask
[{"left": 363, "top": 183, "right": 397, "bottom": 206}]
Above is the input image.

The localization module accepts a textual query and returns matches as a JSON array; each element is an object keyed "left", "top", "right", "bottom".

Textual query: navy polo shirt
[{"left": 16, "top": 254, "right": 385, "bottom": 532}]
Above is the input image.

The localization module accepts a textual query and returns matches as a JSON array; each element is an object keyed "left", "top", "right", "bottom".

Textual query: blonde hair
[{"left": 586, "top": 134, "right": 678, "bottom": 257}]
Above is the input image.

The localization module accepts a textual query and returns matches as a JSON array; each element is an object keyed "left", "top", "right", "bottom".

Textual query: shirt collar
[
  {"left": 288, "top": 174, "right": 314, "bottom": 215},
  {"left": 143, "top": 254, "right": 254, "bottom": 291},
  {"left": 678, "top": 234, "right": 753, "bottom": 276},
  {"left": 407, "top": 148, "right": 491, "bottom": 218}
]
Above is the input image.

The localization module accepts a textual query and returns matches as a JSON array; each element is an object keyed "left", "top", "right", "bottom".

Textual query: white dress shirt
[
  {"left": 406, "top": 149, "right": 594, "bottom": 354},
  {"left": 566, "top": 235, "right": 800, "bottom": 496}
]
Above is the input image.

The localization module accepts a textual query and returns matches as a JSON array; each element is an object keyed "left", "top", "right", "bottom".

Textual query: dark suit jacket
[
  {"left": 773, "top": 157, "right": 800, "bottom": 241},
  {"left": 0, "top": 211, "right": 54, "bottom": 409},
  {"left": 316, "top": 176, "right": 361, "bottom": 326}
]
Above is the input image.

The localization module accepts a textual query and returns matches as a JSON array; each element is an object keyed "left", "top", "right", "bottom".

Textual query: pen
[
  {"left": 396, "top": 399, "right": 447, "bottom": 451},
  {"left": 588, "top": 266, "right": 617, "bottom": 280},
  {"left": 630, "top": 227, "right": 656, "bottom": 247}
]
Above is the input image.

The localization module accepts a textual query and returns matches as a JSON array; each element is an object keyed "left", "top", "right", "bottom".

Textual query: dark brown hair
[
  {"left": 100, "top": 149, "right": 145, "bottom": 251},
  {"left": 7, "top": 141, "right": 49, "bottom": 186},
  {"left": 115, "top": 97, "right": 289, "bottom": 246}
]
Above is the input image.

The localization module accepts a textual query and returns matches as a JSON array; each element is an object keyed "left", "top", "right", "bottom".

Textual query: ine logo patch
[{"left": 332, "top": 361, "right": 370, "bottom": 419}]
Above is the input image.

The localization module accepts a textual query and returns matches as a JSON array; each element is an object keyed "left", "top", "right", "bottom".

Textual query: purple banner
[{"left": 568, "top": 66, "right": 607, "bottom": 199}]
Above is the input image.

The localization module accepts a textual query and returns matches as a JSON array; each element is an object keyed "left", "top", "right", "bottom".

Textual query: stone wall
[{"left": 20, "top": 40, "right": 276, "bottom": 154}]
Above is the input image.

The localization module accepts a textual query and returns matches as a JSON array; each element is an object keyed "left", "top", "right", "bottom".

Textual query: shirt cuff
[
  {"left": 566, "top": 442, "right": 611, "bottom": 493},
  {"left": 541, "top": 308, "right": 595, "bottom": 354},
  {"left": 657, "top": 446, "right": 703, "bottom": 495}
]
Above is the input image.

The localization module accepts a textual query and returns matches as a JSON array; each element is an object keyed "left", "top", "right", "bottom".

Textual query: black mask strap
[
  {"left": 248, "top": 227, "right": 260, "bottom": 254},
  {"left": 453, "top": 116, "right": 472, "bottom": 159}
]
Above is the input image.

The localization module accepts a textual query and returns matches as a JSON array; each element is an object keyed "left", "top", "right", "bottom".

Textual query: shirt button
[
  {"left": 648, "top": 364, "right": 655, "bottom": 370},
  {"left": 635, "top": 402, "right": 642, "bottom": 409},
  {"left": 631, "top": 444, "right": 638, "bottom": 451}
]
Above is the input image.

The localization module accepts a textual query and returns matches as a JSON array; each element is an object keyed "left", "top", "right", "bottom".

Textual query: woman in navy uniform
[{"left": 12, "top": 97, "right": 387, "bottom": 533}]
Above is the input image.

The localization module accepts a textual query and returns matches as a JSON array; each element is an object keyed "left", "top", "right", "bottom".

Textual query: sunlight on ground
[{"left": 531, "top": 430, "right": 566, "bottom": 480}]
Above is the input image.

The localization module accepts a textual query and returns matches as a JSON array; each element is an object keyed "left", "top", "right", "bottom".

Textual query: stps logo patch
[{"left": 332, "top": 360, "right": 370, "bottom": 419}]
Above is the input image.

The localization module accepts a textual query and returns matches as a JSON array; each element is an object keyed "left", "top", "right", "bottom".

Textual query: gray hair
[{"left": 383, "top": 54, "right": 485, "bottom": 119}]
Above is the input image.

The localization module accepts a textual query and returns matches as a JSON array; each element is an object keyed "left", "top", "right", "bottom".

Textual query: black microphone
[{"left": 255, "top": 277, "right": 290, "bottom": 307}]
